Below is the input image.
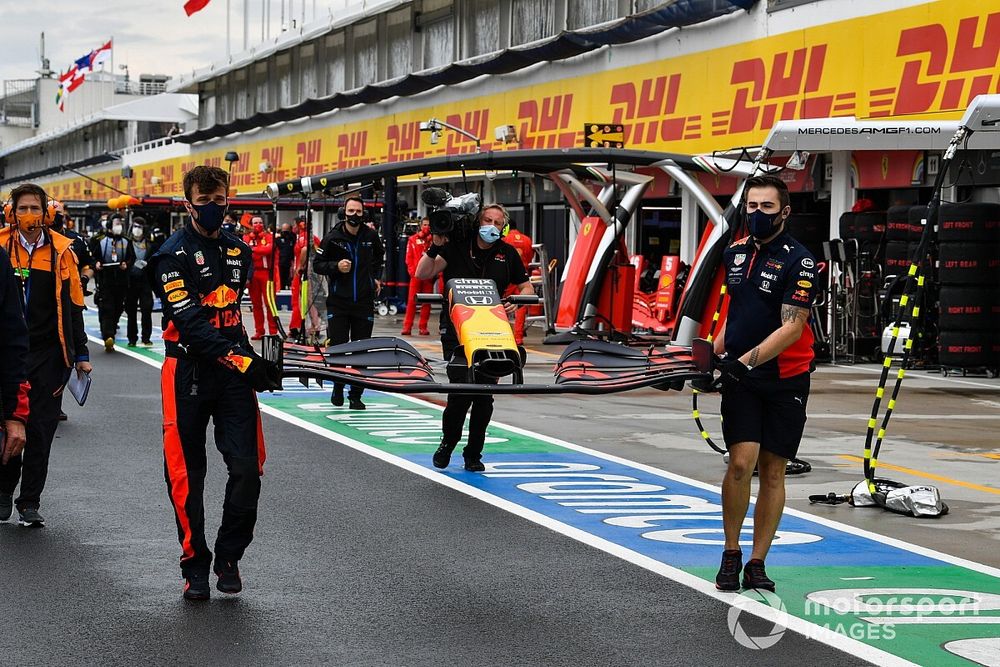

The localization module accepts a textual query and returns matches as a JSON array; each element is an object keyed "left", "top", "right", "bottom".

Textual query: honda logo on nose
[{"left": 466, "top": 296, "right": 494, "bottom": 305}]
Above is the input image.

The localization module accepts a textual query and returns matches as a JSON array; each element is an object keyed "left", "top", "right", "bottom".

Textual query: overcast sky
[{"left": 1, "top": 0, "right": 340, "bottom": 85}]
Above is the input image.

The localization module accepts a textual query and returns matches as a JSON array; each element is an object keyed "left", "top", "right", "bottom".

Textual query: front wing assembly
[{"left": 271, "top": 336, "right": 713, "bottom": 395}]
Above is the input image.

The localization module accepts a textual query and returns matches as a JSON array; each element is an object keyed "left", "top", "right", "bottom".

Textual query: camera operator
[{"left": 415, "top": 203, "right": 532, "bottom": 472}]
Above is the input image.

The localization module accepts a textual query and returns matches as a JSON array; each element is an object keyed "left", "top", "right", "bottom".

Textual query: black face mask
[
  {"left": 748, "top": 209, "right": 783, "bottom": 240},
  {"left": 191, "top": 201, "right": 228, "bottom": 233},
  {"left": 344, "top": 214, "right": 363, "bottom": 227}
]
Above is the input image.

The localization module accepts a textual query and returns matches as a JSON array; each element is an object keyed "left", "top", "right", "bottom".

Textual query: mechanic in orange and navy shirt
[
  {"left": 711, "top": 174, "right": 817, "bottom": 595},
  {"left": 150, "top": 166, "right": 280, "bottom": 602}
]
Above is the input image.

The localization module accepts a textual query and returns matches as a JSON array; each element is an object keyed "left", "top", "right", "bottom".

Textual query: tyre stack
[
  {"left": 936, "top": 203, "right": 1000, "bottom": 373},
  {"left": 884, "top": 205, "right": 926, "bottom": 278}
]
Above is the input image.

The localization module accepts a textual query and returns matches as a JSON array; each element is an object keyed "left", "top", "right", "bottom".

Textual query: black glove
[
  {"left": 247, "top": 357, "right": 282, "bottom": 392},
  {"left": 690, "top": 375, "right": 717, "bottom": 393},
  {"left": 716, "top": 358, "right": 750, "bottom": 386}
]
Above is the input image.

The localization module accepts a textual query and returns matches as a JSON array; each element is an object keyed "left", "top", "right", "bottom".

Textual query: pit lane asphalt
[{"left": 0, "top": 345, "right": 868, "bottom": 666}]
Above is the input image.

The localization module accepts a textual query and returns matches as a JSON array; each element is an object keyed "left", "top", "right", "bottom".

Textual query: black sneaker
[
  {"left": 17, "top": 507, "right": 45, "bottom": 528},
  {"left": 331, "top": 391, "right": 344, "bottom": 407},
  {"left": 59, "top": 411, "right": 68, "bottom": 421},
  {"left": 214, "top": 560, "right": 243, "bottom": 594},
  {"left": 348, "top": 397, "right": 366, "bottom": 410},
  {"left": 715, "top": 549, "right": 742, "bottom": 591},
  {"left": 742, "top": 559, "right": 776, "bottom": 592},
  {"left": 432, "top": 441, "right": 455, "bottom": 469},
  {"left": 183, "top": 571, "right": 211, "bottom": 601},
  {"left": 0, "top": 493, "right": 12, "bottom": 521},
  {"left": 463, "top": 457, "right": 486, "bottom": 472}
]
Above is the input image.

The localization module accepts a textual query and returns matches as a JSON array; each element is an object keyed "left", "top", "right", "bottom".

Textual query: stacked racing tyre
[{"left": 936, "top": 203, "right": 1000, "bottom": 376}]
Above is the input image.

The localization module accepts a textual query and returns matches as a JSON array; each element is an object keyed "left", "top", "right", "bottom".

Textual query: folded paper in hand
[{"left": 67, "top": 370, "right": 92, "bottom": 406}]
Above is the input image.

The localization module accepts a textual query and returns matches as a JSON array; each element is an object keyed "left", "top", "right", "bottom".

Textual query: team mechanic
[
  {"left": 150, "top": 166, "right": 280, "bottom": 601},
  {"left": 712, "top": 174, "right": 817, "bottom": 593},
  {"left": 415, "top": 203, "right": 532, "bottom": 472}
]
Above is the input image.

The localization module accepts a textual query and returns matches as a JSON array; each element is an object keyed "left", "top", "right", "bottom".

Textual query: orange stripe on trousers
[{"left": 161, "top": 357, "right": 195, "bottom": 561}]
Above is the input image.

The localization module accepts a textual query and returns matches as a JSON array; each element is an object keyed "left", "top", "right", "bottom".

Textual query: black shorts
[{"left": 720, "top": 372, "right": 810, "bottom": 460}]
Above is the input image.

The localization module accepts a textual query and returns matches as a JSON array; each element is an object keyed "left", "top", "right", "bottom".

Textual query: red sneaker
[
  {"left": 400, "top": 329, "right": 412, "bottom": 336},
  {"left": 418, "top": 329, "right": 430, "bottom": 336},
  {"left": 251, "top": 333, "right": 263, "bottom": 340}
]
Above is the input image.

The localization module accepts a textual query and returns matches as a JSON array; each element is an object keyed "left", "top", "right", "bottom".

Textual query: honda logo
[{"left": 466, "top": 296, "right": 494, "bottom": 305}]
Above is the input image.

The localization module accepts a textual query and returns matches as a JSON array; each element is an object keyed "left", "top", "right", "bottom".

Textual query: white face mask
[
  {"left": 132, "top": 227, "right": 144, "bottom": 239},
  {"left": 111, "top": 224, "right": 124, "bottom": 236}
]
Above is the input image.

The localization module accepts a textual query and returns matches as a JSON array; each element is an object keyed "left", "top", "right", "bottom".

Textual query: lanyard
[{"left": 8, "top": 233, "right": 40, "bottom": 315}]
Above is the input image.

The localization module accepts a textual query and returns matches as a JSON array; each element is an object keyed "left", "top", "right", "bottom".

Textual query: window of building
[
  {"left": 386, "top": 8, "right": 413, "bottom": 79},
  {"left": 463, "top": 0, "right": 500, "bottom": 57},
  {"left": 353, "top": 20, "right": 377, "bottom": 88},
  {"left": 419, "top": 5, "right": 454, "bottom": 70},
  {"left": 299, "top": 43, "right": 318, "bottom": 100},
  {"left": 234, "top": 67, "right": 250, "bottom": 119},
  {"left": 253, "top": 62, "right": 269, "bottom": 113},
  {"left": 199, "top": 80, "right": 216, "bottom": 129},
  {"left": 277, "top": 52, "right": 294, "bottom": 108},
  {"left": 511, "top": 0, "right": 556, "bottom": 45},
  {"left": 323, "top": 32, "right": 346, "bottom": 95},
  {"left": 568, "top": 0, "right": 619, "bottom": 29}
]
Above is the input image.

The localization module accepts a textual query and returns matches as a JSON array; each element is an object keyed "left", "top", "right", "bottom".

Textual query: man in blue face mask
[
  {"left": 711, "top": 175, "right": 818, "bottom": 594},
  {"left": 415, "top": 203, "right": 533, "bottom": 472},
  {"left": 149, "top": 165, "right": 280, "bottom": 601}
]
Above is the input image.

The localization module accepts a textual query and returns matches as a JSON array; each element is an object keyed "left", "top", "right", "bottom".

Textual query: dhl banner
[{"left": 27, "top": 0, "right": 1000, "bottom": 202}]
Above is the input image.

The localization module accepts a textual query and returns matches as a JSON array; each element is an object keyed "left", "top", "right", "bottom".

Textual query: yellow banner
[{"left": 29, "top": 0, "right": 999, "bottom": 202}]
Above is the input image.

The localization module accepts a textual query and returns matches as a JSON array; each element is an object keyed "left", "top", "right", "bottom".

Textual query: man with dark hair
[
  {"left": 90, "top": 212, "right": 135, "bottom": 351},
  {"left": 712, "top": 174, "right": 817, "bottom": 593},
  {"left": 313, "top": 196, "right": 384, "bottom": 410},
  {"left": 125, "top": 216, "right": 159, "bottom": 346},
  {"left": 150, "top": 165, "right": 280, "bottom": 601},
  {"left": 415, "top": 203, "right": 533, "bottom": 471},
  {"left": 0, "top": 183, "right": 91, "bottom": 527}
]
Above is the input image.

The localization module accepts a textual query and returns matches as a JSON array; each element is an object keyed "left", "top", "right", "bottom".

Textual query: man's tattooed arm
[
  {"left": 748, "top": 347, "right": 760, "bottom": 368},
  {"left": 781, "top": 304, "right": 808, "bottom": 324}
]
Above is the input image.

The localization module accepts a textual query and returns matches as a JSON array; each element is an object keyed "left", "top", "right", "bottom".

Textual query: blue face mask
[
  {"left": 191, "top": 201, "right": 228, "bottom": 233},
  {"left": 748, "top": 209, "right": 783, "bottom": 240},
  {"left": 479, "top": 225, "right": 501, "bottom": 244}
]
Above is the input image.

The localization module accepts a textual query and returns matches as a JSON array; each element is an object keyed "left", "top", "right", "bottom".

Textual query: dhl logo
[
  {"left": 444, "top": 110, "right": 491, "bottom": 153},
  {"left": 336, "top": 131, "right": 370, "bottom": 170},
  {"left": 386, "top": 121, "right": 426, "bottom": 162},
  {"left": 715, "top": 44, "right": 847, "bottom": 136},
  {"left": 201, "top": 285, "right": 239, "bottom": 308},
  {"left": 610, "top": 74, "right": 701, "bottom": 143},
  {"left": 886, "top": 12, "right": 1000, "bottom": 116},
  {"left": 295, "top": 139, "right": 323, "bottom": 173},
  {"left": 517, "top": 95, "right": 577, "bottom": 149}
]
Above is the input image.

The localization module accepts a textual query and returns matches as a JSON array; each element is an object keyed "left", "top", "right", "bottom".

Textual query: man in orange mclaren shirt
[
  {"left": 149, "top": 166, "right": 280, "bottom": 602},
  {"left": 0, "top": 183, "right": 90, "bottom": 528}
]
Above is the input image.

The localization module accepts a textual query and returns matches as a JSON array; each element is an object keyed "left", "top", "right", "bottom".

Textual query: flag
[
  {"left": 55, "top": 67, "right": 85, "bottom": 112},
  {"left": 55, "top": 39, "right": 111, "bottom": 111},
  {"left": 184, "top": 0, "right": 211, "bottom": 16}
]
